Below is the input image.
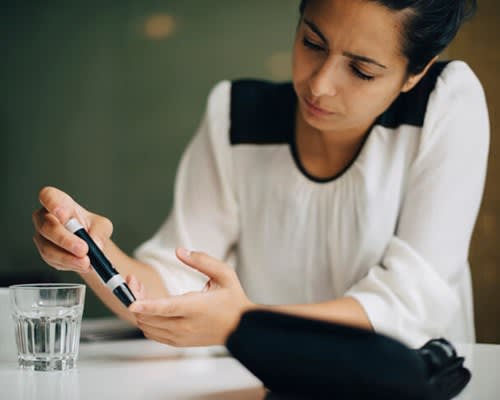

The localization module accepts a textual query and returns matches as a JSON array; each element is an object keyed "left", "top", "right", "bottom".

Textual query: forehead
[{"left": 303, "top": 0, "right": 405, "bottom": 62}]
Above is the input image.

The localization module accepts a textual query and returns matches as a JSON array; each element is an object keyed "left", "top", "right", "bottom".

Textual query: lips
[{"left": 303, "top": 98, "right": 335, "bottom": 116}]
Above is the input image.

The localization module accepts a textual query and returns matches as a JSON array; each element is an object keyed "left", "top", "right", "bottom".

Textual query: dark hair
[{"left": 299, "top": 0, "right": 477, "bottom": 75}]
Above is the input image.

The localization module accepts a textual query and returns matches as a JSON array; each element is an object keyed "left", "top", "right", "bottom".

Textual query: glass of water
[{"left": 9, "top": 283, "right": 85, "bottom": 371}]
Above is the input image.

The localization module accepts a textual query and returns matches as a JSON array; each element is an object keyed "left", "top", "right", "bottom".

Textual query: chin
[{"left": 300, "top": 107, "right": 338, "bottom": 132}]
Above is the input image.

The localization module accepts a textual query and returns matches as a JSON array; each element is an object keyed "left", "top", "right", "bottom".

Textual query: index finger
[
  {"left": 129, "top": 296, "right": 195, "bottom": 317},
  {"left": 32, "top": 209, "right": 88, "bottom": 257},
  {"left": 38, "top": 186, "right": 80, "bottom": 224}
]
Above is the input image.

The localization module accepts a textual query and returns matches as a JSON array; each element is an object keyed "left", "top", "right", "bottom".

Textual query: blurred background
[{"left": 1, "top": 0, "right": 499, "bottom": 343}]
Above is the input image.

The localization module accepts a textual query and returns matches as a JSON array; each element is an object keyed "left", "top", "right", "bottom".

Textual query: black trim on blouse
[
  {"left": 229, "top": 61, "right": 451, "bottom": 183},
  {"left": 230, "top": 61, "right": 451, "bottom": 144},
  {"left": 375, "top": 61, "right": 450, "bottom": 129},
  {"left": 229, "top": 80, "right": 295, "bottom": 145}
]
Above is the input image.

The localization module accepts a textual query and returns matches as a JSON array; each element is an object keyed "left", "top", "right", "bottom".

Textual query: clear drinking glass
[{"left": 9, "top": 283, "right": 85, "bottom": 371}]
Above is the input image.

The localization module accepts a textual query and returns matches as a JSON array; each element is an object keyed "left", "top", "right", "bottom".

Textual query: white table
[{"left": 0, "top": 339, "right": 499, "bottom": 399}]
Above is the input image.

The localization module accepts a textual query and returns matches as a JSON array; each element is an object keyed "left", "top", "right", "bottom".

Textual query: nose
[{"left": 309, "top": 57, "right": 340, "bottom": 98}]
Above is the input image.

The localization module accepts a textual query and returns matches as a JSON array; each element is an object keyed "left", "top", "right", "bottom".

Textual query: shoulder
[
  {"left": 425, "top": 61, "right": 487, "bottom": 123},
  {"left": 376, "top": 61, "right": 486, "bottom": 129},
  {"left": 433, "top": 60, "right": 484, "bottom": 95},
  {"left": 203, "top": 79, "right": 296, "bottom": 145},
  {"left": 204, "top": 80, "right": 231, "bottom": 122},
  {"left": 421, "top": 61, "right": 489, "bottom": 156}
]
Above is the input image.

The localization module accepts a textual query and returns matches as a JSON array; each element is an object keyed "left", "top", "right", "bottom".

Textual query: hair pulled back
[{"left": 299, "top": 0, "right": 477, "bottom": 74}]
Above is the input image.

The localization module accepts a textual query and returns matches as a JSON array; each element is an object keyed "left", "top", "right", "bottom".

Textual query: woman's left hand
[{"left": 128, "top": 248, "right": 254, "bottom": 347}]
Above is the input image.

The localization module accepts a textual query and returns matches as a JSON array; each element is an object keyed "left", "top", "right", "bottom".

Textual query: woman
[{"left": 32, "top": 0, "right": 488, "bottom": 348}]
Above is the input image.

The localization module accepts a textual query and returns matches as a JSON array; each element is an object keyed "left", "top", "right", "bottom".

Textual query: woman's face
[{"left": 293, "top": 0, "right": 417, "bottom": 135}]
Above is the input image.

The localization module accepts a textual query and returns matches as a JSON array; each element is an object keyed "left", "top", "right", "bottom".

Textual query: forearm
[
  {"left": 78, "top": 239, "right": 169, "bottom": 325},
  {"left": 261, "top": 297, "right": 373, "bottom": 331}
]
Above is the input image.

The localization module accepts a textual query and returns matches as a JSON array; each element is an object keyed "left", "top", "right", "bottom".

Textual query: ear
[{"left": 401, "top": 56, "right": 439, "bottom": 93}]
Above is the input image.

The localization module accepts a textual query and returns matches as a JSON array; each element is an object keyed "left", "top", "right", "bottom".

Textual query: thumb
[
  {"left": 175, "top": 248, "right": 234, "bottom": 287},
  {"left": 38, "top": 186, "right": 90, "bottom": 228},
  {"left": 87, "top": 216, "right": 113, "bottom": 250}
]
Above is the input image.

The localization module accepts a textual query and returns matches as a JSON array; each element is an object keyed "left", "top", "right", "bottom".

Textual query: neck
[{"left": 296, "top": 112, "right": 372, "bottom": 163}]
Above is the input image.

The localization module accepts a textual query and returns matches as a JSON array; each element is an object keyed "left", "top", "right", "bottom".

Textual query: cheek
[{"left": 345, "top": 84, "right": 401, "bottom": 124}]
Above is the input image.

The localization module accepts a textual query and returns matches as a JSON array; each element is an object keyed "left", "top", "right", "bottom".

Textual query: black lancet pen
[{"left": 65, "top": 218, "right": 136, "bottom": 307}]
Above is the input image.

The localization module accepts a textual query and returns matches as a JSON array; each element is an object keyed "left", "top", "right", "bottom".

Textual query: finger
[
  {"left": 38, "top": 186, "right": 87, "bottom": 226},
  {"left": 129, "top": 297, "right": 192, "bottom": 317},
  {"left": 136, "top": 315, "right": 182, "bottom": 330},
  {"left": 175, "top": 248, "right": 235, "bottom": 287},
  {"left": 33, "top": 208, "right": 89, "bottom": 258},
  {"left": 140, "top": 329, "right": 177, "bottom": 347},
  {"left": 33, "top": 233, "right": 91, "bottom": 273},
  {"left": 126, "top": 274, "right": 147, "bottom": 301},
  {"left": 87, "top": 216, "right": 113, "bottom": 250},
  {"left": 137, "top": 321, "right": 182, "bottom": 344},
  {"left": 135, "top": 318, "right": 178, "bottom": 342}
]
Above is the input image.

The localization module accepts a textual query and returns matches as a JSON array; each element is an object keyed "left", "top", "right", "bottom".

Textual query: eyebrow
[{"left": 303, "top": 18, "right": 388, "bottom": 69}]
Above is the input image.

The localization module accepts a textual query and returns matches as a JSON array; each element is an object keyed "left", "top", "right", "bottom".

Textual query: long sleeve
[
  {"left": 346, "top": 62, "right": 489, "bottom": 347},
  {"left": 134, "top": 81, "right": 239, "bottom": 295}
]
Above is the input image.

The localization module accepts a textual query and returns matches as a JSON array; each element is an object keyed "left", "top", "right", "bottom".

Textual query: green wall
[{"left": 2, "top": 0, "right": 298, "bottom": 317}]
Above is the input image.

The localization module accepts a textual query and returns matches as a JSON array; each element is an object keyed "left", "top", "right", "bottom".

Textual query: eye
[
  {"left": 350, "top": 65, "right": 374, "bottom": 81},
  {"left": 302, "top": 37, "right": 325, "bottom": 52}
]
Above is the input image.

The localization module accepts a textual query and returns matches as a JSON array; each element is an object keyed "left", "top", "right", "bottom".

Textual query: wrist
[{"left": 224, "top": 298, "right": 256, "bottom": 343}]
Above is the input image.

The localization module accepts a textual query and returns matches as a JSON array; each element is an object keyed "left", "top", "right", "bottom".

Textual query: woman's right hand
[{"left": 32, "top": 186, "right": 114, "bottom": 274}]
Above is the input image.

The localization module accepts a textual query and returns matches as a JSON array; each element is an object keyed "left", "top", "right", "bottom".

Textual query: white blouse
[{"left": 134, "top": 60, "right": 489, "bottom": 347}]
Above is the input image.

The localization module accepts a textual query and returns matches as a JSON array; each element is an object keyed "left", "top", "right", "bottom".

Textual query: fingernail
[{"left": 178, "top": 247, "right": 191, "bottom": 259}]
